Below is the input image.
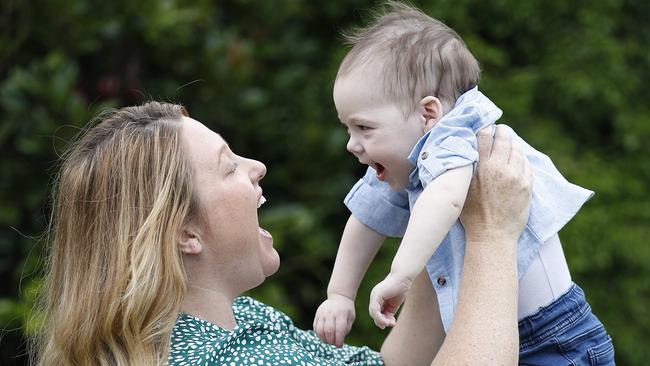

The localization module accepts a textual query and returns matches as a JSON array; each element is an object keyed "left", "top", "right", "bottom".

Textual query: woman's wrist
[
  {"left": 465, "top": 225, "right": 519, "bottom": 245},
  {"left": 465, "top": 228, "right": 519, "bottom": 266},
  {"left": 466, "top": 236, "right": 518, "bottom": 261}
]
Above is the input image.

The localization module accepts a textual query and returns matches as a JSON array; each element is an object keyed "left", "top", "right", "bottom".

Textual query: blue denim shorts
[{"left": 518, "top": 283, "right": 615, "bottom": 365}]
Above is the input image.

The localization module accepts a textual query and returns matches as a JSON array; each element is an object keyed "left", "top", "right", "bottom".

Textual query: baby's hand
[
  {"left": 368, "top": 273, "right": 412, "bottom": 329},
  {"left": 313, "top": 294, "right": 356, "bottom": 348}
]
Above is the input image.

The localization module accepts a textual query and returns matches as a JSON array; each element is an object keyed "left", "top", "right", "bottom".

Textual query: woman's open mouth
[{"left": 257, "top": 195, "right": 273, "bottom": 239}]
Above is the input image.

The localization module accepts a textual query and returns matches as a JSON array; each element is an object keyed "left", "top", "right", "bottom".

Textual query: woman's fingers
[
  {"left": 523, "top": 152, "right": 533, "bottom": 187},
  {"left": 476, "top": 126, "right": 494, "bottom": 159},
  {"left": 508, "top": 142, "right": 524, "bottom": 172},
  {"left": 490, "top": 125, "right": 511, "bottom": 162}
]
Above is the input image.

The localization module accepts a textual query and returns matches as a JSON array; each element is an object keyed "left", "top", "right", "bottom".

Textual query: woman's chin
[{"left": 265, "top": 251, "right": 281, "bottom": 277}]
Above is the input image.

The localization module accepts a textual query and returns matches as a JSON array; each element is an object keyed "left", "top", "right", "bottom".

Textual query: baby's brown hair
[{"left": 337, "top": 1, "right": 480, "bottom": 114}]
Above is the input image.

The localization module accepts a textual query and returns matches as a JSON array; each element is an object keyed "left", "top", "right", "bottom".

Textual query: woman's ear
[
  {"left": 178, "top": 227, "right": 203, "bottom": 255},
  {"left": 419, "top": 96, "right": 443, "bottom": 131}
]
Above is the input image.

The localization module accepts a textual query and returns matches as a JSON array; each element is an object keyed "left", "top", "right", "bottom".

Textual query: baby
[{"left": 314, "top": 2, "right": 615, "bottom": 364}]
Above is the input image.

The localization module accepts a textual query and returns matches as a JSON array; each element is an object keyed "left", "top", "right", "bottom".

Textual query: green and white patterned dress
[{"left": 168, "top": 296, "right": 384, "bottom": 366}]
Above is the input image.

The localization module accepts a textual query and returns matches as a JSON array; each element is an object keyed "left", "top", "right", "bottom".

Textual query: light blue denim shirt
[{"left": 344, "top": 87, "right": 594, "bottom": 332}]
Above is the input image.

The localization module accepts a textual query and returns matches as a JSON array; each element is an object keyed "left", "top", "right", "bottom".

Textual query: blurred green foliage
[{"left": 1, "top": 0, "right": 648, "bottom": 364}]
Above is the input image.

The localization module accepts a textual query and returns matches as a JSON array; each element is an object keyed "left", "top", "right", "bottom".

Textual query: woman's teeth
[{"left": 257, "top": 195, "right": 266, "bottom": 209}]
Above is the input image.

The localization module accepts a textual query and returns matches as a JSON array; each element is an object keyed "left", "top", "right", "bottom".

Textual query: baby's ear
[
  {"left": 419, "top": 96, "right": 443, "bottom": 131},
  {"left": 178, "top": 226, "right": 203, "bottom": 255}
]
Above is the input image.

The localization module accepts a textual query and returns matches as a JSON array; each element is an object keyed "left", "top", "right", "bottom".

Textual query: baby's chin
[
  {"left": 390, "top": 170, "right": 415, "bottom": 191},
  {"left": 387, "top": 178, "right": 408, "bottom": 192}
]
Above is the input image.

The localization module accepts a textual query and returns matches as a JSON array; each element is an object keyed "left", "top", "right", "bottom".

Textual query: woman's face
[{"left": 180, "top": 117, "right": 279, "bottom": 292}]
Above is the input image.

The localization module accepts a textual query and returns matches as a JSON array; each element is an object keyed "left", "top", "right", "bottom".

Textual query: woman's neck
[{"left": 182, "top": 284, "right": 237, "bottom": 329}]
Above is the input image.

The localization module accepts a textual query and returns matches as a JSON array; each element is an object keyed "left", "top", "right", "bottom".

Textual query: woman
[{"left": 32, "top": 102, "right": 530, "bottom": 365}]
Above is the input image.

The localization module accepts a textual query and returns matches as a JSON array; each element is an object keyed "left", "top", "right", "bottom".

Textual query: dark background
[{"left": 1, "top": 0, "right": 648, "bottom": 364}]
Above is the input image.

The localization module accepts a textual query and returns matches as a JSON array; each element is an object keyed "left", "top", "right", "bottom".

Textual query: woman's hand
[
  {"left": 427, "top": 125, "right": 531, "bottom": 366},
  {"left": 460, "top": 125, "right": 533, "bottom": 243},
  {"left": 381, "top": 125, "right": 532, "bottom": 366}
]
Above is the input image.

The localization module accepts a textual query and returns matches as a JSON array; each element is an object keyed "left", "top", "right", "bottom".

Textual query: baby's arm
[
  {"left": 314, "top": 215, "right": 385, "bottom": 347},
  {"left": 328, "top": 215, "right": 385, "bottom": 301},
  {"left": 393, "top": 164, "right": 473, "bottom": 281},
  {"left": 369, "top": 164, "right": 473, "bottom": 328}
]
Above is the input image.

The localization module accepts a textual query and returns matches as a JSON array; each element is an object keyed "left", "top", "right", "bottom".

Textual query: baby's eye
[{"left": 358, "top": 125, "right": 371, "bottom": 131}]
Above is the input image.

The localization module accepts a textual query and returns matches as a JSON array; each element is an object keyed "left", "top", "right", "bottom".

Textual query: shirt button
[
  {"left": 421, "top": 151, "right": 429, "bottom": 160},
  {"left": 437, "top": 276, "right": 447, "bottom": 286}
]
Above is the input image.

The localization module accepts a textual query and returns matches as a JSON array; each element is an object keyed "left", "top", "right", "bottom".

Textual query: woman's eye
[{"left": 228, "top": 162, "right": 239, "bottom": 175}]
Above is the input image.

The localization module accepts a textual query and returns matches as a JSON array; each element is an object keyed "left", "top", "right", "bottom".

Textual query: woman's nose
[{"left": 248, "top": 159, "right": 267, "bottom": 184}]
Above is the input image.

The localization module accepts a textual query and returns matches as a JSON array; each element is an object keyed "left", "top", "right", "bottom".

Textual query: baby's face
[{"left": 334, "top": 62, "right": 425, "bottom": 191}]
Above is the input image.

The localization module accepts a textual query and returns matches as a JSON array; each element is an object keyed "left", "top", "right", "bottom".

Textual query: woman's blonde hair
[{"left": 32, "top": 101, "right": 197, "bottom": 365}]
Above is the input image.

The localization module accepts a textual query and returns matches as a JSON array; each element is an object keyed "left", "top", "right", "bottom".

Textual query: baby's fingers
[
  {"left": 314, "top": 315, "right": 326, "bottom": 342},
  {"left": 324, "top": 314, "right": 336, "bottom": 345},
  {"left": 368, "top": 293, "right": 384, "bottom": 328},
  {"left": 384, "top": 314, "right": 396, "bottom": 328},
  {"left": 369, "top": 305, "right": 390, "bottom": 329},
  {"left": 312, "top": 310, "right": 321, "bottom": 333},
  {"left": 334, "top": 315, "right": 349, "bottom": 348}
]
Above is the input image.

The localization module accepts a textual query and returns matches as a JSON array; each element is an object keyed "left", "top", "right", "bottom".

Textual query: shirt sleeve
[
  {"left": 414, "top": 86, "right": 502, "bottom": 187},
  {"left": 344, "top": 167, "right": 410, "bottom": 238},
  {"left": 416, "top": 120, "right": 480, "bottom": 188}
]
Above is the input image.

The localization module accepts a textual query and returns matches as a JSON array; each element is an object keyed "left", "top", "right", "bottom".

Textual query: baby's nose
[{"left": 346, "top": 136, "right": 363, "bottom": 155}]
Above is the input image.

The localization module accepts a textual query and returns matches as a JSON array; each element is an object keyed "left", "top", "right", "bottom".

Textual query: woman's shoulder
[
  {"left": 168, "top": 313, "right": 228, "bottom": 365},
  {"left": 233, "top": 296, "right": 294, "bottom": 328},
  {"left": 168, "top": 299, "right": 295, "bottom": 365}
]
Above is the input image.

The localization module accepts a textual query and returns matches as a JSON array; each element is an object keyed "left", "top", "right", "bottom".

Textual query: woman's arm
[
  {"left": 381, "top": 126, "right": 532, "bottom": 366},
  {"left": 380, "top": 268, "right": 446, "bottom": 365},
  {"left": 432, "top": 126, "right": 531, "bottom": 366}
]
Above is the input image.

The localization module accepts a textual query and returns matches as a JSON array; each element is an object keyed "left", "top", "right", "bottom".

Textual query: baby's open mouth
[{"left": 373, "top": 163, "right": 386, "bottom": 181}]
